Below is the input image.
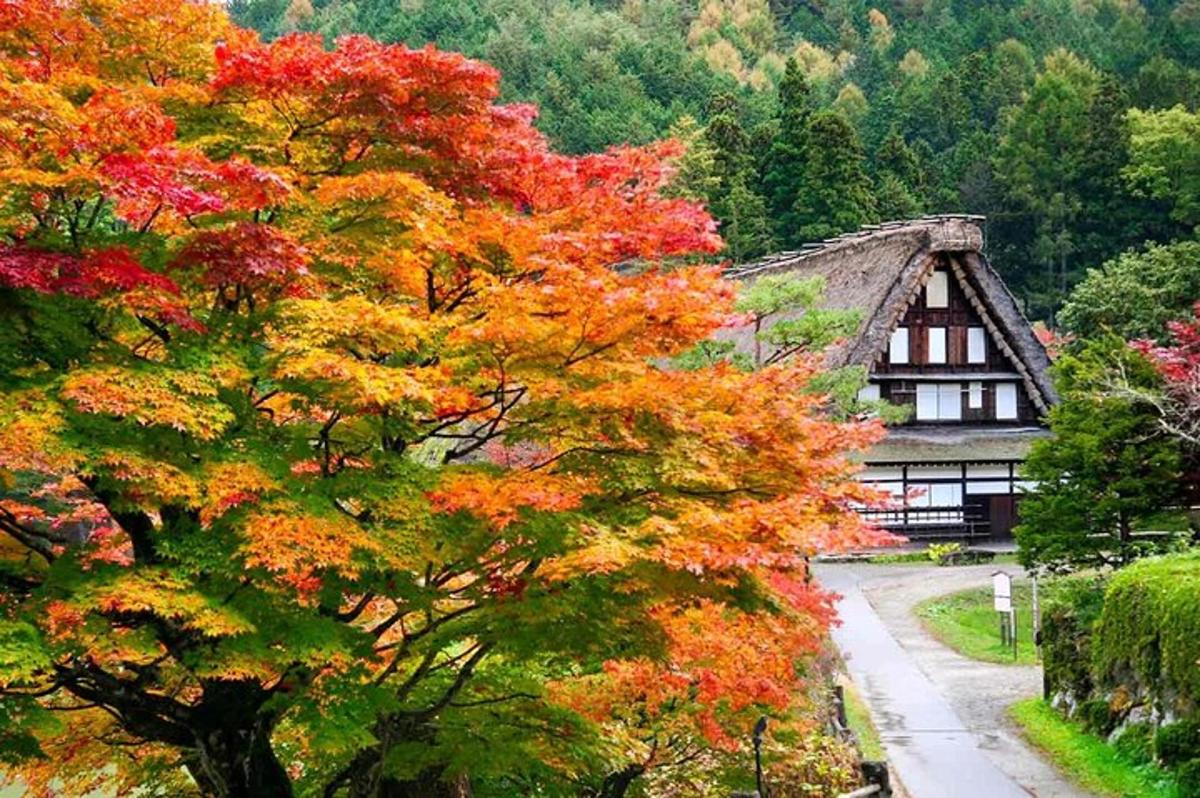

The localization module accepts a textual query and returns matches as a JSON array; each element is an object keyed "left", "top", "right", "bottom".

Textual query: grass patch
[
  {"left": 1010, "top": 699, "right": 1178, "bottom": 798},
  {"left": 840, "top": 677, "right": 885, "bottom": 760},
  {"left": 863, "top": 550, "right": 1019, "bottom": 566},
  {"left": 864, "top": 550, "right": 932, "bottom": 565},
  {"left": 915, "top": 583, "right": 1038, "bottom": 664}
]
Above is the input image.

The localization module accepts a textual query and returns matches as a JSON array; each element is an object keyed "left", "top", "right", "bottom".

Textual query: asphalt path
[{"left": 815, "top": 563, "right": 1094, "bottom": 798}]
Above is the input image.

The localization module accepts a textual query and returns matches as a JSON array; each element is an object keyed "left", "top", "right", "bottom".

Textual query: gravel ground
[{"left": 821, "top": 562, "right": 1094, "bottom": 798}]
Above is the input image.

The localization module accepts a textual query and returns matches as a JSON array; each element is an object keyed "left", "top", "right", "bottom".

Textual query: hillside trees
[
  {"left": 701, "top": 96, "right": 775, "bottom": 261},
  {"left": 0, "top": 4, "right": 890, "bottom": 796},
  {"left": 229, "top": 0, "right": 1200, "bottom": 309},
  {"left": 1126, "top": 105, "right": 1200, "bottom": 231},
  {"left": 1059, "top": 242, "right": 1200, "bottom": 343},
  {"left": 873, "top": 127, "right": 925, "bottom": 220},
  {"left": 993, "top": 49, "right": 1100, "bottom": 315}
]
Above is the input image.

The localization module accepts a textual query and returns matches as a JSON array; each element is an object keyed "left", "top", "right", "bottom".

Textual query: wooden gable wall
[{"left": 869, "top": 254, "right": 1041, "bottom": 425}]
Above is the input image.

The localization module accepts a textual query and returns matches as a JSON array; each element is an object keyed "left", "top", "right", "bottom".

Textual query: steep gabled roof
[{"left": 724, "top": 215, "right": 1058, "bottom": 410}]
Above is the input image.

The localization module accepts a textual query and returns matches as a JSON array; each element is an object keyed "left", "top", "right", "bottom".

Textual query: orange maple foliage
[{"left": 0, "top": 3, "right": 891, "bottom": 796}]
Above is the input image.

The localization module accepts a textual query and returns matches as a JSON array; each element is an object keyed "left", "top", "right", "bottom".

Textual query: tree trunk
[
  {"left": 187, "top": 721, "right": 293, "bottom": 798},
  {"left": 186, "top": 681, "right": 293, "bottom": 798},
  {"left": 342, "top": 716, "right": 472, "bottom": 798},
  {"left": 596, "top": 765, "right": 645, "bottom": 798},
  {"left": 345, "top": 764, "right": 470, "bottom": 798},
  {"left": 1117, "top": 512, "right": 1132, "bottom": 566}
]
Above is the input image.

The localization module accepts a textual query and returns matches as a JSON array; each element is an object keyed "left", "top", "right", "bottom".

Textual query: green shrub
[
  {"left": 1093, "top": 552, "right": 1200, "bottom": 716},
  {"left": 1156, "top": 720, "right": 1200, "bottom": 768},
  {"left": 763, "top": 732, "right": 861, "bottom": 798},
  {"left": 928, "top": 542, "right": 963, "bottom": 565},
  {"left": 1040, "top": 575, "right": 1108, "bottom": 703},
  {"left": 1115, "top": 723, "right": 1155, "bottom": 764},
  {"left": 1081, "top": 699, "right": 1117, "bottom": 737},
  {"left": 1178, "top": 758, "right": 1200, "bottom": 798}
]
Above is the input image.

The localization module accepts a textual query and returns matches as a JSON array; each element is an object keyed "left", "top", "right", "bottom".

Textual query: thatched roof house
[{"left": 728, "top": 216, "right": 1056, "bottom": 541}]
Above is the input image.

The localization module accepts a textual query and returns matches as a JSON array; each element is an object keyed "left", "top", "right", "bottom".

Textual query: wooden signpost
[{"left": 993, "top": 571, "right": 1017, "bottom": 659}]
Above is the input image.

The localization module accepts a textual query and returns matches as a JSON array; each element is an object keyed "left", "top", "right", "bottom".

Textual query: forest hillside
[{"left": 232, "top": 0, "right": 1200, "bottom": 321}]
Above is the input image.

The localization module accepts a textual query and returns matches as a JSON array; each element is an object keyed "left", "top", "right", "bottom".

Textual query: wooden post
[
  {"left": 1031, "top": 574, "right": 1040, "bottom": 657},
  {"left": 834, "top": 684, "right": 848, "bottom": 729},
  {"left": 1010, "top": 607, "right": 1018, "bottom": 660}
]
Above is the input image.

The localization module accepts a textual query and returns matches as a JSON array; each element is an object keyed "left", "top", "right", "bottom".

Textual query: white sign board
[{"left": 993, "top": 571, "right": 1013, "bottom": 613}]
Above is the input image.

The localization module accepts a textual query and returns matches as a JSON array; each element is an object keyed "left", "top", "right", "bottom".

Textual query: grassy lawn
[
  {"left": 840, "top": 676, "right": 885, "bottom": 760},
  {"left": 1010, "top": 699, "right": 1179, "bottom": 798},
  {"left": 915, "top": 582, "right": 1038, "bottom": 664}
]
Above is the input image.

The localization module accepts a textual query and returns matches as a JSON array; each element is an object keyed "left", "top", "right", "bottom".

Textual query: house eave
[{"left": 859, "top": 426, "right": 1051, "bottom": 464}]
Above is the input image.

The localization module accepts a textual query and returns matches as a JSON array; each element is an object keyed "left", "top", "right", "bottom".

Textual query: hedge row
[
  {"left": 1041, "top": 552, "right": 1200, "bottom": 795},
  {"left": 1092, "top": 552, "right": 1200, "bottom": 719}
]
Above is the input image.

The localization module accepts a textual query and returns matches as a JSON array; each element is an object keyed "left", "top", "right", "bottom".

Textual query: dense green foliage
[
  {"left": 232, "top": 0, "right": 1200, "bottom": 318},
  {"left": 1060, "top": 242, "right": 1200, "bottom": 342},
  {"left": 1016, "top": 338, "right": 1185, "bottom": 572},
  {"left": 1094, "top": 553, "right": 1200, "bottom": 722},
  {"left": 1116, "top": 723, "right": 1158, "bottom": 765},
  {"left": 1179, "top": 758, "right": 1200, "bottom": 798},
  {"left": 1038, "top": 554, "right": 1200, "bottom": 794},
  {"left": 1040, "top": 575, "right": 1109, "bottom": 706},
  {"left": 1156, "top": 722, "right": 1200, "bottom": 769}
]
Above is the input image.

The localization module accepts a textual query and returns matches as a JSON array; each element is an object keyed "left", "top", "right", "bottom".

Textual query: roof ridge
[{"left": 725, "top": 214, "right": 986, "bottom": 279}]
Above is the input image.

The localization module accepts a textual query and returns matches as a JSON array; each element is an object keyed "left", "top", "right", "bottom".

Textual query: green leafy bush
[
  {"left": 1156, "top": 721, "right": 1200, "bottom": 768},
  {"left": 1040, "top": 575, "right": 1108, "bottom": 705},
  {"left": 928, "top": 542, "right": 963, "bottom": 565},
  {"left": 763, "top": 732, "right": 862, "bottom": 798},
  {"left": 1115, "top": 723, "right": 1155, "bottom": 765},
  {"left": 1093, "top": 553, "right": 1200, "bottom": 717},
  {"left": 1178, "top": 758, "right": 1200, "bottom": 798}
]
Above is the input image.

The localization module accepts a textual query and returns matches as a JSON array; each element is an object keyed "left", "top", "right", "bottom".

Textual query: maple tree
[
  {"left": 0, "top": 3, "right": 890, "bottom": 797},
  {"left": 1135, "top": 303, "right": 1200, "bottom": 452}
]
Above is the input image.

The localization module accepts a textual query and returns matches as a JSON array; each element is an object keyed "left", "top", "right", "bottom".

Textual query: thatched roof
[
  {"left": 724, "top": 215, "right": 1058, "bottom": 410},
  {"left": 860, "top": 426, "right": 1051, "bottom": 464}
]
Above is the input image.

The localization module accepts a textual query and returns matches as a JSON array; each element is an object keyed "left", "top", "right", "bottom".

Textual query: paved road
[{"left": 816, "top": 563, "right": 1093, "bottom": 798}]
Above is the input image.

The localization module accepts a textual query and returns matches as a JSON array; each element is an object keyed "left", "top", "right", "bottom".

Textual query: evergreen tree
[
  {"left": 791, "top": 111, "right": 878, "bottom": 242},
  {"left": 1017, "top": 338, "right": 1184, "bottom": 573},
  {"left": 705, "top": 94, "right": 755, "bottom": 189},
  {"left": 994, "top": 49, "right": 1101, "bottom": 317},
  {"left": 874, "top": 127, "right": 926, "bottom": 219},
  {"left": 664, "top": 115, "right": 720, "bottom": 202},
  {"left": 704, "top": 95, "right": 774, "bottom": 260},
  {"left": 761, "top": 58, "right": 813, "bottom": 243},
  {"left": 1074, "top": 75, "right": 1161, "bottom": 271},
  {"left": 712, "top": 174, "right": 775, "bottom": 262}
]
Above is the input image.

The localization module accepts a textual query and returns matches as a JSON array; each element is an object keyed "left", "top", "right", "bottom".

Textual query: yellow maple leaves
[{"left": 62, "top": 367, "right": 235, "bottom": 440}]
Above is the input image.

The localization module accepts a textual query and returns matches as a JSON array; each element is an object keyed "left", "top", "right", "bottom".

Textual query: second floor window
[
  {"left": 889, "top": 327, "right": 909, "bottom": 364},
  {"left": 928, "top": 327, "right": 947, "bottom": 364},
  {"left": 968, "top": 327, "right": 986, "bottom": 364}
]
